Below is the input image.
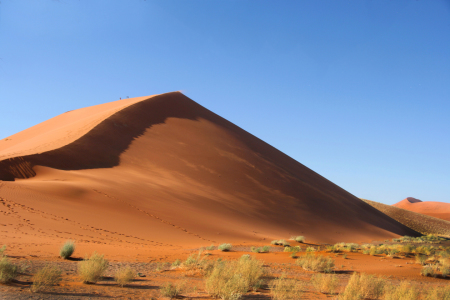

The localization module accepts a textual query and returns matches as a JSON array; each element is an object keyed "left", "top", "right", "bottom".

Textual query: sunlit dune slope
[
  {"left": 0, "top": 92, "right": 418, "bottom": 257},
  {"left": 363, "top": 199, "right": 450, "bottom": 237},
  {"left": 393, "top": 197, "right": 450, "bottom": 222}
]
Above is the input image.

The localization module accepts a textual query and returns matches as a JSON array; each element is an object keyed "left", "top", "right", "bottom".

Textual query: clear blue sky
[{"left": 1, "top": 0, "right": 449, "bottom": 204}]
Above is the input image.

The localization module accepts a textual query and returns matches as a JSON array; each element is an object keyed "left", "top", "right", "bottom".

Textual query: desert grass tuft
[
  {"left": 0, "top": 245, "right": 6, "bottom": 257},
  {"left": 415, "top": 253, "right": 427, "bottom": 265},
  {"left": 0, "top": 257, "right": 19, "bottom": 283},
  {"left": 78, "top": 252, "right": 109, "bottom": 284},
  {"left": 206, "top": 244, "right": 215, "bottom": 251},
  {"left": 310, "top": 273, "right": 338, "bottom": 294},
  {"left": 114, "top": 266, "right": 135, "bottom": 287},
  {"left": 271, "top": 274, "right": 304, "bottom": 300},
  {"left": 384, "top": 281, "right": 419, "bottom": 300},
  {"left": 218, "top": 243, "right": 232, "bottom": 251},
  {"left": 60, "top": 240, "right": 75, "bottom": 259},
  {"left": 421, "top": 264, "right": 437, "bottom": 277},
  {"left": 296, "top": 253, "right": 334, "bottom": 273},
  {"left": 31, "top": 265, "right": 62, "bottom": 293},
  {"left": 339, "top": 272, "right": 386, "bottom": 300},
  {"left": 425, "top": 285, "right": 450, "bottom": 300},
  {"left": 291, "top": 236, "right": 305, "bottom": 243},
  {"left": 160, "top": 281, "right": 185, "bottom": 299},
  {"left": 205, "top": 256, "right": 264, "bottom": 300}
]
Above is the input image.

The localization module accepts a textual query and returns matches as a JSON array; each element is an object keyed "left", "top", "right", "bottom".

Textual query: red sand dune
[
  {"left": 0, "top": 92, "right": 417, "bottom": 259},
  {"left": 393, "top": 197, "right": 450, "bottom": 222}
]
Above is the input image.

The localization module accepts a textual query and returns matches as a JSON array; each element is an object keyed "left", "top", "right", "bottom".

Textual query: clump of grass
[
  {"left": 78, "top": 252, "right": 109, "bottom": 284},
  {"left": 206, "top": 244, "right": 215, "bottom": 250},
  {"left": 339, "top": 272, "right": 386, "bottom": 300},
  {"left": 251, "top": 246, "right": 269, "bottom": 253},
  {"left": 31, "top": 265, "right": 62, "bottom": 292},
  {"left": 421, "top": 264, "right": 437, "bottom": 277},
  {"left": 205, "top": 256, "right": 264, "bottom": 300},
  {"left": 306, "top": 246, "right": 316, "bottom": 253},
  {"left": 384, "top": 281, "right": 419, "bottom": 300},
  {"left": 415, "top": 253, "right": 427, "bottom": 265},
  {"left": 172, "top": 259, "right": 181, "bottom": 268},
  {"left": 0, "top": 245, "right": 6, "bottom": 257},
  {"left": 271, "top": 273, "right": 304, "bottom": 300},
  {"left": 0, "top": 256, "right": 19, "bottom": 283},
  {"left": 291, "top": 236, "right": 305, "bottom": 243},
  {"left": 160, "top": 281, "right": 185, "bottom": 299},
  {"left": 218, "top": 243, "right": 232, "bottom": 251},
  {"left": 296, "top": 254, "right": 335, "bottom": 273},
  {"left": 114, "top": 266, "right": 135, "bottom": 287},
  {"left": 424, "top": 286, "right": 450, "bottom": 300},
  {"left": 311, "top": 273, "right": 338, "bottom": 294},
  {"left": 284, "top": 246, "right": 301, "bottom": 253},
  {"left": 277, "top": 239, "right": 290, "bottom": 247},
  {"left": 60, "top": 240, "right": 75, "bottom": 259}
]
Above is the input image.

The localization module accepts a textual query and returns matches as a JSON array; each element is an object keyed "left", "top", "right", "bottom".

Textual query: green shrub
[
  {"left": 218, "top": 243, "right": 232, "bottom": 251},
  {"left": 384, "top": 281, "right": 419, "bottom": 300},
  {"left": 60, "top": 240, "right": 75, "bottom": 259},
  {"left": 160, "top": 281, "right": 185, "bottom": 299},
  {"left": 311, "top": 273, "right": 338, "bottom": 294},
  {"left": 78, "top": 252, "right": 109, "bottom": 284},
  {"left": 296, "top": 254, "right": 334, "bottom": 273},
  {"left": 31, "top": 265, "right": 62, "bottom": 292},
  {"left": 114, "top": 266, "right": 135, "bottom": 287},
  {"left": 271, "top": 274, "right": 304, "bottom": 300},
  {"left": 0, "top": 257, "right": 19, "bottom": 283},
  {"left": 205, "top": 256, "right": 264, "bottom": 300}
]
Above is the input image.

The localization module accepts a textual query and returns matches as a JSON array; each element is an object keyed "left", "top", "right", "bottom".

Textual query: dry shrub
[
  {"left": 425, "top": 286, "right": 450, "bottom": 300},
  {"left": 310, "top": 273, "right": 338, "bottom": 294},
  {"left": 339, "top": 272, "right": 386, "bottom": 300},
  {"left": 59, "top": 240, "right": 75, "bottom": 259},
  {"left": 0, "top": 245, "right": 6, "bottom": 257},
  {"left": 384, "top": 281, "right": 419, "bottom": 300},
  {"left": 31, "top": 265, "right": 62, "bottom": 293},
  {"left": 296, "top": 253, "right": 335, "bottom": 273},
  {"left": 160, "top": 281, "right": 185, "bottom": 299},
  {"left": 415, "top": 253, "right": 427, "bottom": 265},
  {"left": 0, "top": 256, "right": 19, "bottom": 283},
  {"left": 271, "top": 274, "right": 304, "bottom": 300},
  {"left": 218, "top": 243, "right": 232, "bottom": 251},
  {"left": 114, "top": 266, "right": 135, "bottom": 287},
  {"left": 78, "top": 252, "right": 109, "bottom": 284},
  {"left": 205, "top": 256, "right": 264, "bottom": 300}
]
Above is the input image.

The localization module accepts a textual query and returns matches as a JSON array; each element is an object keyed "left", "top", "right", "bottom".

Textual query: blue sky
[{"left": 1, "top": 0, "right": 449, "bottom": 204}]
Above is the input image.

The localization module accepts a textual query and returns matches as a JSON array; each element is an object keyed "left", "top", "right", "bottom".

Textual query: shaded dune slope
[
  {"left": 0, "top": 92, "right": 418, "bottom": 254},
  {"left": 393, "top": 197, "right": 450, "bottom": 222},
  {"left": 364, "top": 199, "right": 450, "bottom": 237}
]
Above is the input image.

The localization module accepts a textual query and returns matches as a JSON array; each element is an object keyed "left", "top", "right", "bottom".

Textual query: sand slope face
[
  {"left": 393, "top": 197, "right": 450, "bottom": 222},
  {"left": 0, "top": 92, "right": 418, "bottom": 257}
]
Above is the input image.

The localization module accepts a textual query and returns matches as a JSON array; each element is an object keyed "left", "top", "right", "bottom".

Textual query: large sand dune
[
  {"left": 393, "top": 197, "right": 450, "bottom": 222},
  {"left": 0, "top": 92, "right": 418, "bottom": 258}
]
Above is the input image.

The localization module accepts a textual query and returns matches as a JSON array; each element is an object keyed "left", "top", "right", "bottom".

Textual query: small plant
[
  {"left": 415, "top": 253, "right": 427, "bottom": 265},
  {"left": 277, "top": 239, "right": 290, "bottom": 247},
  {"left": 206, "top": 244, "right": 215, "bottom": 250},
  {"left": 306, "top": 246, "right": 316, "bottom": 253},
  {"left": 218, "top": 243, "right": 232, "bottom": 251},
  {"left": 271, "top": 274, "right": 304, "bottom": 300},
  {"left": 311, "top": 273, "right": 338, "bottom": 294},
  {"left": 262, "top": 245, "right": 270, "bottom": 252},
  {"left": 31, "top": 265, "right": 62, "bottom": 292},
  {"left": 296, "top": 254, "right": 335, "bottom": 273},
  {"left": 78, "top": 252, "right": 109, "bottom": 284},
  {"left": 172, "top": 259, "right": 181, "bottom": 268},
  {"left": 384, "top": 281, "right": 419, "bottom": 300},
  {"left": 60, "top": 240, "right": 75, "bottom": 259},
  {"left": 339, "top": 272, "right": 386, "bottom": 300},
  {"left": 114, "top": 266, "right": 135, "bottom": 287},
  {"left": 160, "top": 281, "right": 185, "bottom": 299},
  {"left": 271, "top": 240, "right": 279, "bottom": 245},
  {"left": 421, "top": 264, "right": 436, "bottom": 277},
  {"left": 0, "top": 257, "right": 19, "bottom": 283},
  {"left": 291, "top": 236, "right": 305, "bottom": 243},
  {"left": 425, "top": 286, "right": 450, "bottom": 300},
  {"left": 0, "top": 245, "right": 6, "bottom": 257}
]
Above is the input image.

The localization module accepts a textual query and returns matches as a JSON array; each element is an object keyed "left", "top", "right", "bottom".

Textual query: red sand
[
  {"left": 0, "top": 92, "right": 417, "bottom": 259},
  {"left": 393, "top": 197, "right": 450, "bottom": 222}
]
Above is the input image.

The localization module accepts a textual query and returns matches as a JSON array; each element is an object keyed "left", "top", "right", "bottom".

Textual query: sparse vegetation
[
  {"left": 160, "top": 281, "right": 185, "bottom": 299},
  {"left": 339, "top": 272, "right": 386, "bottom": 300},
  {"left": 218, "top": 243, "right": 232, "bottom": 251},
  {"left": 205, "top": 256, "right": 264, "bottom": 300},
  {"left": 384, "top": 280, "right": 420, "bottom": 300},
  {"left": 421, "top": 264, "right": 437, "bottom": 277},
  {"left": 271, "top": 274, "right": 303, "bottom": 300},
  {"left": 424, "top": 286, "right": 450, "bottom": 300},
  {"left": 310, "top": 273, "right": 338, "bottom": 294},
  {"left": 296, "top": 253, "right": 335, "bottom": 273},
  {"left": 31, "top": 265, "right": 62, "bottom": 292},
  {"left": 0, "top": 245, "right": 6, "bottom": 257},
  {"left": 251, "top": 246, "right": 269, "bottom": 253},
  {"left": 206, "top": 245, "right": 215, "bottom": 250},
  {"left": 114, "top": 266, "right": 135, "bottom": 287},
  {"left": 60, "top": 240, "right": 75, "bottom": 259},
  {"left": 291, "top": 236, "right": 305, "bottom": 243},
  {"left": 78, "top": 252, "right": 109, "bottom": 284},
  {"left": 0, "top": 256, "right": 19, "bottom": 283},
  {"left": 172, "top": 259, "right": 181, "bottom": 268}
]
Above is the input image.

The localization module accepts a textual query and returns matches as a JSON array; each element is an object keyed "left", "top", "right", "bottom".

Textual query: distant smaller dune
[
  {"left": 393, "top": 197, "right": 450, "bottom": 222},
  {"left": 362, "top": 199, "right": 450, "bottom": 238}
]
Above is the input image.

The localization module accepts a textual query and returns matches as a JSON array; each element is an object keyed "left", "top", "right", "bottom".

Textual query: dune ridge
[
  {"left": 0, "top": 92, "right": 418, "bottom": 258},
  {"left": 393, "top": 197, "right": 450, "bottom": 221}
]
